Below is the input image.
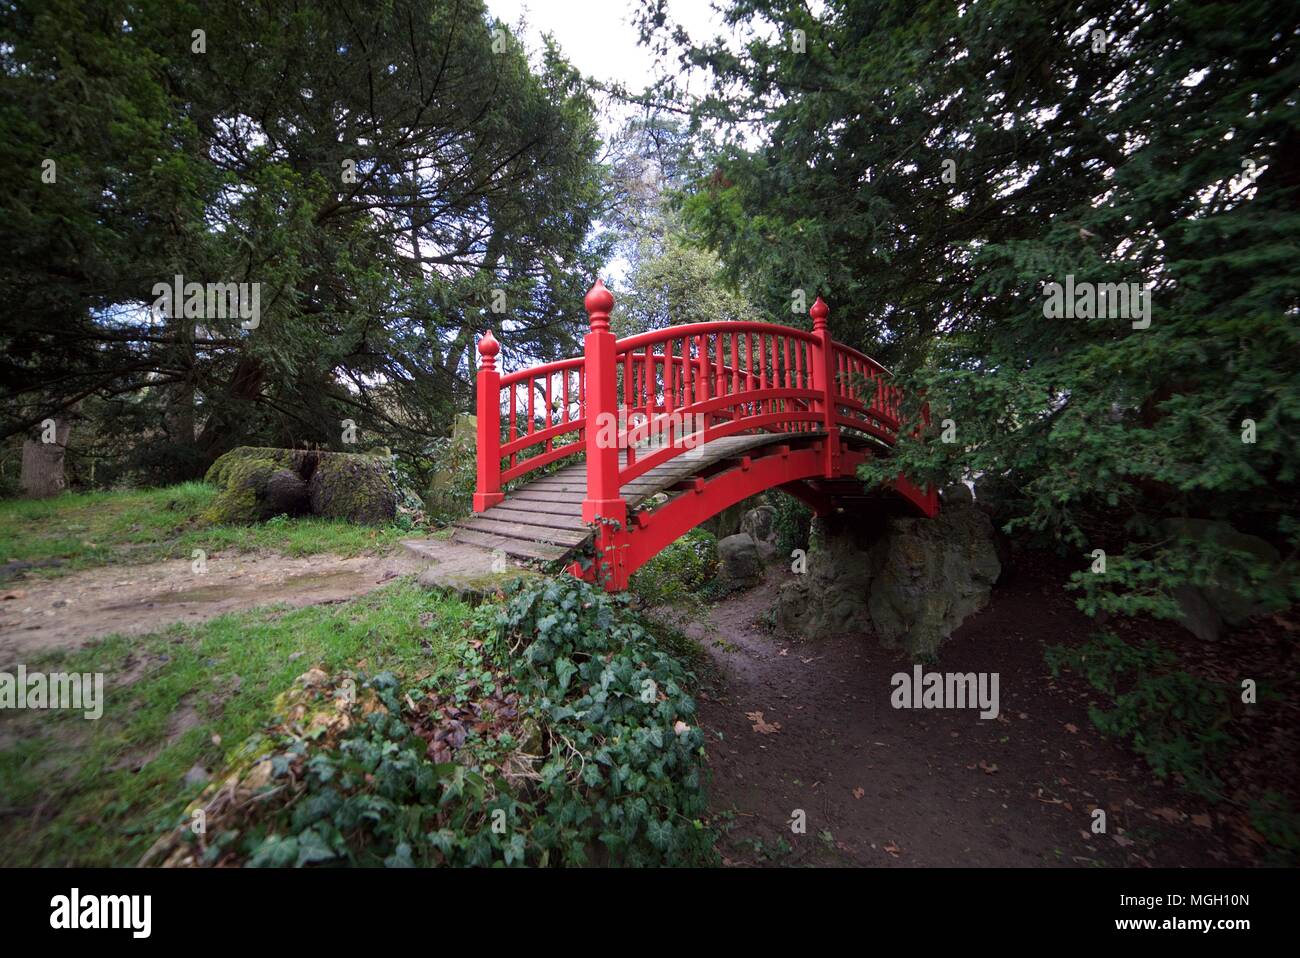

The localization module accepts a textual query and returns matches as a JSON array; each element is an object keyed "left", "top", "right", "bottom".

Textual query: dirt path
[
  {"left": 685, "top": 562, "right": 1260, "bottom": 867},
  {"left": 0, "top": 550, "right": 424, "bottom": 664}
]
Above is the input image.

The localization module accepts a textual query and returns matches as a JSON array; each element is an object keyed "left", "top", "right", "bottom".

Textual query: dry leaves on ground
[{"left": 746, "top": 710, "right": 781, "bottom": 734}]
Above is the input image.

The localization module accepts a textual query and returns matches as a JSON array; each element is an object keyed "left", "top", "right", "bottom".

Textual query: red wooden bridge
[{"left": 459, "top": 280, "right": 937, "bottom": 589}]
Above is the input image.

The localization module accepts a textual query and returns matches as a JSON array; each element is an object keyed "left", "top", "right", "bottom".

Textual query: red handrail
[{"left": 472, "top": 281, "right": 913, "bottom": 520}]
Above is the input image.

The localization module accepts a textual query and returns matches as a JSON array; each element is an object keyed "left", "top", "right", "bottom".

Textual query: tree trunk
[{"left": 21, "top": 419, "right": 71, "bottom": 498}]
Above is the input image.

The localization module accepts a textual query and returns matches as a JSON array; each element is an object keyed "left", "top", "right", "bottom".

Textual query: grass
[
  {"left": 0, "top": 578, "right": 477, "bottom": 867},
  {"left": 0, "top": 482, "right": 414, "bottom": 577}
]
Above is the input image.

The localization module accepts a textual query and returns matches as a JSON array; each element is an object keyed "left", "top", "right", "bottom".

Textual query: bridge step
[
  {"left": 451, "top": 431, "right": 836, "bottom": 568},
  {"left": 458, "top": 515, "right": 588, "bottom": 547},
  {"left": 450, "top": 527, "right": 571, "bottom": 562},
  {"left": 486, "top": 506, "right": 586, "bottom": 530}
]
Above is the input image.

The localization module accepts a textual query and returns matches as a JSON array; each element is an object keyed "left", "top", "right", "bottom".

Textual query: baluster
[
  {"left": 730, "top": 333, "right": 739, "bottom": 404},
  {"left": 695, "top": 333, "right": 706, "bottom": 405},
  {"left": 578, "top": 366, "right": 586, "bottom": 441},
  {"left": 715, "top": 333, "right": 725, "bottom": 402},
  {"left": 781, "top": 336, "right": 791, "bottom": 431},
  {"left": 509, "top": 383, "right": 517, "bottom": 448},
  {"left": 544, "top": 373, "right": 553, "bottom": 453},
  {"left": 527, "top": 375, "right": 535, "bottom": 442},
  {"left": 746, "top": 333, "right": 755, "bottom": 409},
  {"left": 664, "top": 341, "right": 675, "bottom": 451},
  {"left": 623, "top": 350, "right": 632, "bottom": 423}
]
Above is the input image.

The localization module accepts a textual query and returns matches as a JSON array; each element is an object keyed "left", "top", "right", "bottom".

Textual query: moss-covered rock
[
  {"left": 425, "top": 413, "right": 477, "bottom": 522},
  {"left": 308, "top": 453, "right": 398, "bottom": 524},
  {"left": 201, "top": 457, "right": 281, "bottom": 524},
  {"left": 204, "top": 446, "right": 312, "bottom": 487},
  {"left": 264, "top": 469, "right": 310, "bottom": 516},
  {"left": 203, "top": 445, "right": 407, "bottom": 526}
]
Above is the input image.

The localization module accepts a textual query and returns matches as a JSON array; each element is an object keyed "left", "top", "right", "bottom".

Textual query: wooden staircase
[{"left": 451, "top": 433, "right": 817, "bottom": 563}]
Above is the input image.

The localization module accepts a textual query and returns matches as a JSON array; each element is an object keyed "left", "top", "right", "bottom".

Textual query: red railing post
[
  {"left": 581, "top": 280, "right": 627, "bottom": 590},
  {"left": 581, "top": 280, "right": 627, "bottom": 527},
  {"left": 473, "top": 330, "right": 504, "bottom": 511},
  {"left": 810, "top": 296, "right": 841, "bottom": 477}
]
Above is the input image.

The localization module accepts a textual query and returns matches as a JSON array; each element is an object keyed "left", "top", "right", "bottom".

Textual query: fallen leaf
[
  {"left": 852, "top": 787, "right": 865, "bottom": 800},
  {"left": 1065, "top": 723, "right": 1079, "bottom": 734},
  {"left": 1190, "top": 813, "right": 1212, "bottom": 829},
  {"left": 883, "top": 842, "right": 902, "bottom": 858},
  {"left": 745, "top": 710, "right": 781, "bottom": 735},
  {"left": 978, "top": 760, "right": 998, "bottom": 774}
]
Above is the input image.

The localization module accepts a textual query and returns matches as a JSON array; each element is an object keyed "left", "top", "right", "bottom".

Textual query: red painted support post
[
  {"left": 473, "top": 330, "right": 505, "bottom": 511},
  {"left": 581, "top": 280, "right": 628, "bottom": 588},
  {"left": 809, "top": 296, "right": 841, "bottom": 477}
]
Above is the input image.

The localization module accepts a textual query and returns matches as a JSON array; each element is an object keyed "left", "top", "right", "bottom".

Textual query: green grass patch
[
  {"left": 0, "top": 482, "right": 411, "bottom": 577},
  {"left": 0, "top": 579, "right": 474, "bottom": 866}
]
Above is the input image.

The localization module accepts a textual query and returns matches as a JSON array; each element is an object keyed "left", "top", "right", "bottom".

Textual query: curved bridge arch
[{"left": 460, "top": 280, "right": 937, "bottom": 590}]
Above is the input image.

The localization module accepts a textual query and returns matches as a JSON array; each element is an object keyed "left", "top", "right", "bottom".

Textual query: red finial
[
  {"left": 810, "top": 295, "right": 829, "bottom": 331},
  {"left": 585, "top": 279, "right": 615, "bottom": 332},
  {"left": 477, "top": 329, "right": 499, "bottom": 370}
]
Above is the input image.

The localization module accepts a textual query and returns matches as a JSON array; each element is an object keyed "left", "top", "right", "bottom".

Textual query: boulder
[
  {"left": 308, "top": 453, "right": 398, "bottom": 524},
  {"left": 201, "top": 456, "right": 281, "bottom": 524},
  {"left": 426, "top": 413, "right": 477, "bottom": 521},
  {"left": 716, "top": 533, "right": 764, "bottom": 592},
  {"left": 1162, "top": 518, "right": 1290, "bottom": 641},
  {"left": 775, "top": 516, "right": 876, "bottom": 636},
  {"left": 702, "top": 500, "right": 750, "bottom": 539},
  {"left": 865, "top": 503, "right": 1001, "bottom": 657},
  {"left": 775, "top": 497, "right": 1001, "bottom": 658},
  {"left": 264, "top": 469, "right": 309, "bottom": 517},
  {"left": 742, "top": 504, "right": 777, "bottom": 544},
  {"left": 203, "top": 446, "right": 404, "bottom": 526},
  {"left": 204, "top": 446, "right": 314, "bottom": 488}
]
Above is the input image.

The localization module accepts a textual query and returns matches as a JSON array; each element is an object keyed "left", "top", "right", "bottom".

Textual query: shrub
[
  {"left": 158, "top": 578, "right": 714, "bottom": 867},
  {"left": 629, "top": 528, "right": 718, "bottom": 608},
  {"left": 485, "top": 578, "right": 714, "bottom": 864},
  {"left": 1045, "top": 631, "right": 1234, "bottom": 799},
  {"left": 767, "top": 492, "right": 811, "bottom": 557}
]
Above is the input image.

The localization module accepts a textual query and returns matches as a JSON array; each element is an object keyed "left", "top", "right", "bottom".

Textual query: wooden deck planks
[{"left": 451, "top": 431, "right": 823, "bottom": 563}]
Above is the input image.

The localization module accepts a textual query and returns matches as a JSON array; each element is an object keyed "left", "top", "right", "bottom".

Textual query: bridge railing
[
  {"left": 473, "top": 280, "right": 909, "bottom": 521},
  {"left": 611, "top": 321, "right": 825, "bottom": 485}
]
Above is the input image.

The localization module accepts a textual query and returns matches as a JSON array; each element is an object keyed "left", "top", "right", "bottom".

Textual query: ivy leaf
[{"left": 554, "top": 657, "right": 577, "bottom": 693}]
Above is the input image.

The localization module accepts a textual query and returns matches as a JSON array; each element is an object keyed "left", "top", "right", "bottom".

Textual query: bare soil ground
[
  {"left": 685, "top": 559, "right": 1284, "bottom": 867},
  {"left": 0, "top": 550, "right": 424, "bottom": 664}
]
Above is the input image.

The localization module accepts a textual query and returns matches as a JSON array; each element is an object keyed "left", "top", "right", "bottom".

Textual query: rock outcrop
[
  {"left": 775, "top": 487, "right": 1001, "bottom": 658},
  {"left": 1162, "top": 518, "right": 1291, "bottom": 641},
  {"left": 308, "top": 453, "right": 399, "bottom": 524},
  {"left": 426, "top": 413, "right": 477, "bottom": 521},
  {"left": 264, "top": 469, "right": 310, "bottom": 517},
  {"left": 203, "top": 446, "right": 408, "bottom": 525},
  {"left": 716, "top": 532, "right": 764, "bottom": 592}
]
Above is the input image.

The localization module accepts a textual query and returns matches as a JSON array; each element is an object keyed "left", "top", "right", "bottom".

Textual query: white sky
[
  {"left": 484, "top": 0, "right": 752, "bottom": 285},
  {"left": 484, "top": 0, "right": 728, "bottom": 104}
]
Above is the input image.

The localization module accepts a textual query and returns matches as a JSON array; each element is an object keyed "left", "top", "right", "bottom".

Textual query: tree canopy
[
  {"left": 639, "top": 0, "right": 1299, "bottom": 622},
  {"left": 1, "top": 0, "right": 609, "bottom": 482}
]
